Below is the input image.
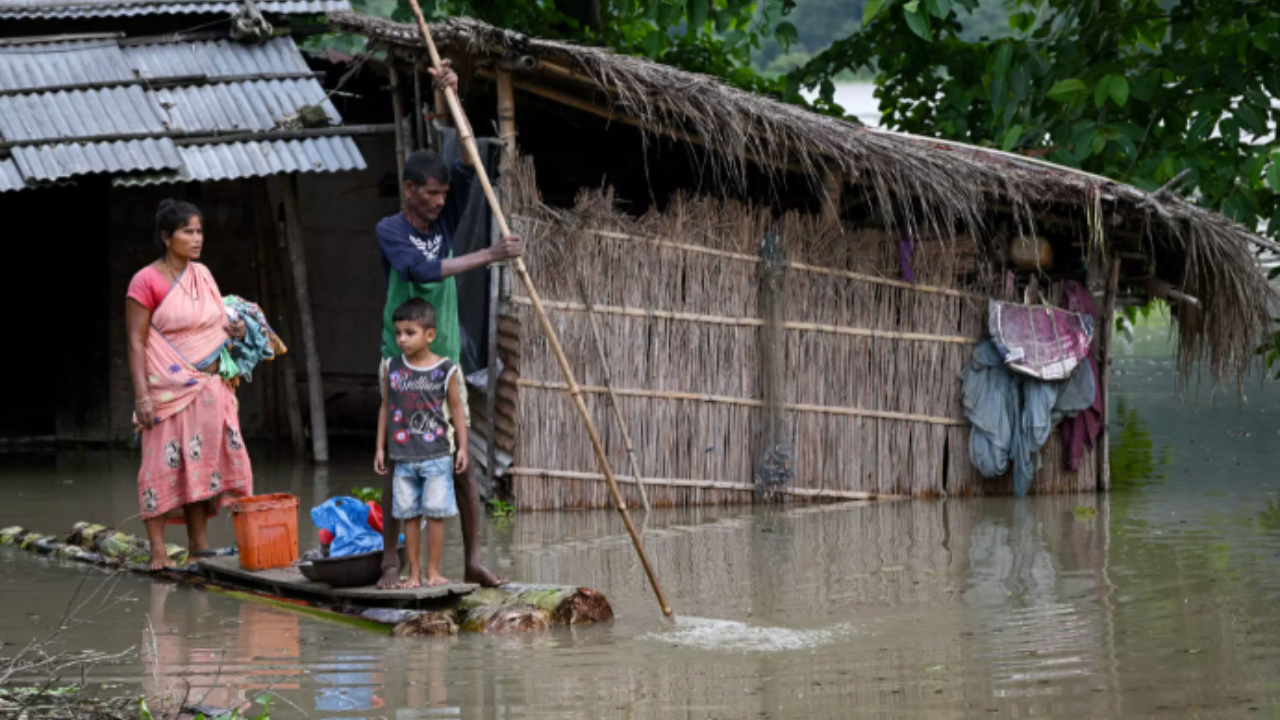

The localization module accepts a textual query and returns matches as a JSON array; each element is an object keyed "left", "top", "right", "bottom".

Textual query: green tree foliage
[
  {"left": 786, "top": 0, "right": 1280, "bottom": 366},
  {"left": 357, "top": 0, "right": 799, "bottom": 95}
]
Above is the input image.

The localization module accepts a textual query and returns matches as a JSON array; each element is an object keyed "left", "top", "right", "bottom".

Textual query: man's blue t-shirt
[{"left": 376, "top": 161, "right": 476, "bottom": 286}]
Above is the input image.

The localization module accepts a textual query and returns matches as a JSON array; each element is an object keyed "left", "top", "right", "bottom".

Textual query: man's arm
[{"left": 436, "top": 234, "right": 524, "bottom": 280}]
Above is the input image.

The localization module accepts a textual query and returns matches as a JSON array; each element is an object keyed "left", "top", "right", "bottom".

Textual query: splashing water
[{"left": 640, "top": 616, "right": 856, "bottom": 654}]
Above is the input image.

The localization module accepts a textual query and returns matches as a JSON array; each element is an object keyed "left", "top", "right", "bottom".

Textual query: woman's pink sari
[{"left": 137, "top": 263, "right": 252, "bottom": 522}]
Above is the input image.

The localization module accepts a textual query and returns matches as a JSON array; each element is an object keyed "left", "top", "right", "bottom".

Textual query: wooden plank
[{"left": 198, "top": 556, "right": 477, "bottom": 609}]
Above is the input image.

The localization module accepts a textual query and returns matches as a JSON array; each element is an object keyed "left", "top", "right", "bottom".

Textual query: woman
[{"left": 127, "top": 199, "right": 253, "bottom": 570}]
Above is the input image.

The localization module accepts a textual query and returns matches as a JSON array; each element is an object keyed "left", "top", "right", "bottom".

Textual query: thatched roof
[{"left": 330, "top": 11, "right": 1275, "bottom": 385}]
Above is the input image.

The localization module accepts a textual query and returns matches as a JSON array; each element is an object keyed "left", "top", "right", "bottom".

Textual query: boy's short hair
[
  {"left": 393, "top": 298, "right": 437, "bottom": 330},
  {"left": 403, "top": 150, "right": 451, "bottom": 187}
]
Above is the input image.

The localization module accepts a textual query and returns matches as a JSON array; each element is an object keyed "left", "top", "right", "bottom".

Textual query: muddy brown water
[{"left": 3, "top": 325, "right": 1280, "bottom": 719}]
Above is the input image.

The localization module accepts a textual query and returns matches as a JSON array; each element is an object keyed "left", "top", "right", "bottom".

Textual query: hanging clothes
[
  {"left": 1058, "top": 280, "right": 1104, "bottom": 470},
  {"left": 961, "top": 339, "right": 1097, "bottom": 496}
]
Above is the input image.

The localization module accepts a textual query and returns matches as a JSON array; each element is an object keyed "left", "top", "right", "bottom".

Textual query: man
[{"left": 375, "top": 60, "right": 523, "bottom": 589}]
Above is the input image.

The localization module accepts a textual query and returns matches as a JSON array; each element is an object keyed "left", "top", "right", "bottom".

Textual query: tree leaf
[
  {"left": 1009, "top": 11, "right": 1034, "bottom": 32},
  {"left": 992, "top": 43, "right": 1013, "bottom": 77},
  {"left": 1234, "top": 104, "right": 1268, "bottom": 136},
  {"left": 774, "top": 20, "right": 798, "bottom": 49},
  {"left": 903, "top": 2, "right": 932, "bottom": 39},
  {"left": 1001, "top": 124, "right": 1024, "bottom": 151},
  {"left": 923, "top": 0, "right": 951, "bottom": 18},
  {"left": 643, "top": 29, "right": 665, "bottom": 58},
  {"left": 1108, "top": 75, "right": 1129, "bottom": 107},
  {"left": 688, "top": 0, "right": 709, "bottom": 32},
  {"left": 1267, "top": 154, "right": 1280, "bottom": 192},
  {"left": 1095, "top": 74, "right": 1114, "bottom": 108},
  {"left": 1186, "top": 113, "right": 1217, "bottom": 147},
  {"left": 1047, "top": 78, "right": 1086, "bottom": 103},
  {"left": 863, "top": 0, "right": 890, "bottom": 27}
]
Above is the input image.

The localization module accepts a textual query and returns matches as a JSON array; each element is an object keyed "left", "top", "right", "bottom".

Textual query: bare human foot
[
  {"left": 376, "top": 565, "right": 401, "bottom": 590},
  {"left": 397, "top": 574, "right": 422, "bottom": 590},
  {"left": 149, "top": 547, "right": 174, "bottom": 572},
  {"left": 425, "top": 573, "right": 449, "bottom": 587},
  {"left": 464, "top": 562, "right": 508, "bottom": 588}
]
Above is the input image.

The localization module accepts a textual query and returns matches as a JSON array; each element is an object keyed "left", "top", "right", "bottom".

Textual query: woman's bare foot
[
  {"left": 149, "top": 547, "right": 174, "bottom": 571},
  {"left": 396, "top": 574, "right": 422, "bottom": 590},
  {"left": 376, "top": 566, "right": 401, "bottom": 589},
  {"left": 465, "top": 562, "right": 508, "bottom": 588},
  {"left": 425, "top": 572, "right": 449, "bottom": 587}
]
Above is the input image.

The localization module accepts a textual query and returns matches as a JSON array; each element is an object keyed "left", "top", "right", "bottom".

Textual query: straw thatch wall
[{"left": 502, "top": 162, "right": 1096, "bottom": 509}]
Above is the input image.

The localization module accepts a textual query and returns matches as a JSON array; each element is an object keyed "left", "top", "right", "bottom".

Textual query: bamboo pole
[
  {"left": 487, "top": 68, "right": 517, "bottom": 491},
  {"left": 389, "top": 64, "right": 407, "bottom": 210},
  {"left": 508, "top": 296, "right": 980, "bottom": 344},
  {"left": 577, "top": 276, "right": 652, "bottom": 511},
  {"left": 517, "top": 379, "right": 969, "bottom": 426},
  {"left": 1096, "top": 257, "right": 1120, "bottom": 491},
  {"left": 282, "top": 174, "right": 330, "bottom": 463},
  {"left": 821, "top": 164, "right": 842, "bottom": 224},
  {"left": 401, "top": 0, "right": 674, "bottom": 621},
  {"left": 507, "top": 467, "right": 906, "bottom": 501}
]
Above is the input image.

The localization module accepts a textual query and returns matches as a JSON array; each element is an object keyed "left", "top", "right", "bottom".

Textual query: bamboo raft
[{"left": 0, "top": 523, "right": 613, "bottom": 635}]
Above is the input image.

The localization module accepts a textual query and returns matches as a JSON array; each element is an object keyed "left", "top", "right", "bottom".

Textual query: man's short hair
[
  {"left": 392, "top": 297, "right": 437, "bottom": 330},
  {"left": 403, "top": 150, "right": 451, "bottom": 187}
]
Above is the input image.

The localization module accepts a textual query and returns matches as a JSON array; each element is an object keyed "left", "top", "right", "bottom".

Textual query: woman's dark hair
[{"left": 155, "top": 198, "right": 202, "bottom": 252}]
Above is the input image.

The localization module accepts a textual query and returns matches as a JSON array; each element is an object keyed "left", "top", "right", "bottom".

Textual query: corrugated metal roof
[
  {"left": 152, "top": 79, "right": 338, "bottom": 133},
  {"left": 0, "top": 86, "right": 167, "bottom": 142},
  {"left": 0, "top": 40, "right": 132, "bottom": 92},
  {"left": 115, "top": 136, "right": 366, "bottom": 185},
  {"left": 0, "top": 158, "right": 26, "bottom": 192},
  {"left": 13, "top": 138, "right": 181, "bottom": 181},
  {"left": 0, "top": 0, "right": 351, "bottom": 18},
  {"left": 120, "top": 37, "right": 310, "bottom": 79}
]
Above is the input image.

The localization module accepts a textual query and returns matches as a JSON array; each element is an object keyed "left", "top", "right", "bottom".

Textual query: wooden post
[
  {"left": 821, "top": 164, "right": 842, "bottom": 224},
  {"left": 251, "top": 182, "right": 279, "bottom": 441},
  {"left": 1096, "top": 256, "right": 1120, "bottom": 491},
  {"left": 486, "top": 68, "right": 517, "bottom": 491},
  {"left": 274, "top": 201, "right": 306, "bottom": 453},
  {"left": 282, "top": 174, "right": 329, "bottom": 463},
  {"left": 403, "top": 0, "right": 674, "bottom": 621},
  {"left": 578, "top": 277, "right": 652, "bottom": 511},
  {"left": 389, "top": 62, "right": 407, "bottom": 210},
  {"left": 412, "top": 53, "right": 425, "bottom": 151}
]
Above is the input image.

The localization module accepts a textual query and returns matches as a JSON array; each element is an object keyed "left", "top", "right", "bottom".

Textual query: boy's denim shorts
[{"left": 392, "top": 456, "right": 458, "bottom": 520}]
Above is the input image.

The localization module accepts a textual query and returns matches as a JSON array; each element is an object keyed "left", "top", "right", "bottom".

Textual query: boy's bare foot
[
  {"left": 425, "top": 573, "right": 449, "bottom": 587},
  {"left": 149, "top": 548, "right": 174, "bottom": 571},
  {"left": 376, "top": 566, "right": 401, "bottom": 589},
  {"left": 396, "top": 576, "right": 422, "bottom": 590},
  {"left": 465, "top": 562, "right": 507, "bottom": 587}
]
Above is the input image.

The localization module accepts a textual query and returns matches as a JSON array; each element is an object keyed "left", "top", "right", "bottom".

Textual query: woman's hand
[{"left": 134, "top": 397, "right": 155, "bottom": 434}]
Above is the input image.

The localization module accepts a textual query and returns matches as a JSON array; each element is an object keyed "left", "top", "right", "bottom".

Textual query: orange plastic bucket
[{"left": 231, "top": 494, "right": 299, "bottom": 571}]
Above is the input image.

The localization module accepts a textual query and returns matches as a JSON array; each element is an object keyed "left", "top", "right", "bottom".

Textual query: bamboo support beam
[
  {"left": 389, "top": 66, "right": 407, "bottom": 211},
  {"left": 509, "top": 296, "right": 980, "bottom": 344},
  {"left": 507, "top": 467, "right": 906, "bottom": 501},
  {"left": 512, "top": 214, "right": 984, "bottom": 300},
  {"left": 1097, "top": 257, "right": 1120, "bottom": 491},
  {"left": 517, "top": 379, "right": 968, "bottom": 426},
  {"left": 402, "top": 0, "right": 674, "bottom": 622},
  {"left": 577, "top": 276, "right": 652, "bottom": 511},
  {"left": 282, "top": 174, "right": 329, "bottom": 463}
]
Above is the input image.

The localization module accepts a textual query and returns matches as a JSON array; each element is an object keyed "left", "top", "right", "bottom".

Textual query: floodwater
[{"left": 3, "top": 315, "right": 1280, "bottom": 719}]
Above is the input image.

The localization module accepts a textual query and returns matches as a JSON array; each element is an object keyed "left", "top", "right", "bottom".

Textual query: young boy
[{"left": 374, "top": 298, "right": 468, "bottom": 588}]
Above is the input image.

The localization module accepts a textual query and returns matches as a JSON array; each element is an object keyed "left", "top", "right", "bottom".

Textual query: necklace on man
[{"left": 164, "top": 258, "right": 199, "bottom": 301}]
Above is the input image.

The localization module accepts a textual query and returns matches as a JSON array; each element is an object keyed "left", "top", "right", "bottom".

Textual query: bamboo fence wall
[{"left": 502, "top": 163, "right": 1098, "bottom": 509}]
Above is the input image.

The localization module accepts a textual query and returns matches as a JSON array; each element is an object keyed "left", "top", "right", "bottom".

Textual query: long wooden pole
[
  {"left": 402, "top": 0, "right": 674, "bottom": 620},
  {"left": 1097, "top": 256, "right": 1120, "bottom": 492},
  {"left": 577, "top": 276, "right": 652, "bottom": 511},
  {"left": 282, "top": 174, "right": 330, "bottom": 463}
]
